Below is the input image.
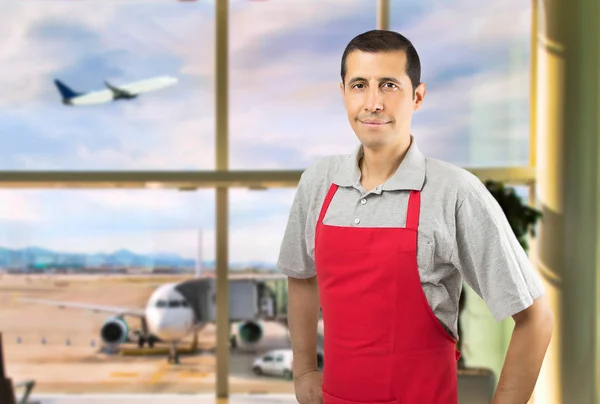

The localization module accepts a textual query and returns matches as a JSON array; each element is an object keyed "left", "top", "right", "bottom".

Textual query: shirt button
[
  {"left": 360, "top": 198, "right": 367, "bottom": 205},
  {"left": 354, "top": 218, "right": 360, "bottom": 224}
]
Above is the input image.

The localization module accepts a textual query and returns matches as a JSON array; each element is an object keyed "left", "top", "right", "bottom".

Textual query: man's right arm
[
  {"left": 287, "top": 275, "right": 320, "bottom": 378},
  {"left": 276, "top": 165, "right": 323, "bottom": 379}
]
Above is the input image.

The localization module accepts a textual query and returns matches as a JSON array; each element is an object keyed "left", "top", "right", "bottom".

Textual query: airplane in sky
[
  {"left": 18, "top": 274, "right": 287, "bottom": 364},
  {"left": 53, "top": 75, "right": 178, "bottom": 106}
]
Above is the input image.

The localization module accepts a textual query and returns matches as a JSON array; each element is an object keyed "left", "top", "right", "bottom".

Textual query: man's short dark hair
[{"left": 340, "top": 30, "right": 421, "bottom": 94}]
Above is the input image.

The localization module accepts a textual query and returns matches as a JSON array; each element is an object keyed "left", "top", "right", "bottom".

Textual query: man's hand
[{"left": 294, "top": 370, "right": 323, "bottom": 404}]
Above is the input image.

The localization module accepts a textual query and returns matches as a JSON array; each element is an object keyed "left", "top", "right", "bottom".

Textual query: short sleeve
[
  {"left": 451, "top": 181, "right": 545, "bottom": 322},
  {"left": 276, "top": 170, "right": 317, "bottom": 279}
]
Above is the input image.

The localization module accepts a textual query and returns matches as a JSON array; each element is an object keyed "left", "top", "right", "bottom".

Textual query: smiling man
[{"left": 278, "top": 30, "right": 554, "bottom": 404}]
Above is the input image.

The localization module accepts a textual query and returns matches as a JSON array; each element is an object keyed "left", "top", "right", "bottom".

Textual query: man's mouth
[{"left": 361, "top": 120, "right": 389, "bottom": 126}]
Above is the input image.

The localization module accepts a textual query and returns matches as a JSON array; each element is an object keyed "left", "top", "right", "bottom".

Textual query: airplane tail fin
[{"left": 54, "top": 79, "right": 81, "bottom": 100}]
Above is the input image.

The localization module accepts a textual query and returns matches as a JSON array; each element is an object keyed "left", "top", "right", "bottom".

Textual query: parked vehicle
[
  {"left": 252, "top": 349, "right": 294, "bottom": 379},
  {"left": 252, "top": 348, "right": 324, "bottom": 380}
]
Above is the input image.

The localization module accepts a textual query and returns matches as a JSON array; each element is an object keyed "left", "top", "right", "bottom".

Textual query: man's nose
[{"left": 365, "top": 88, "right": 383, "bottom": 112}]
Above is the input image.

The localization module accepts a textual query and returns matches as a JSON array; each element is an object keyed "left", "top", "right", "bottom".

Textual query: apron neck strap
[{"left": 406, "top": 190, "right": 421, "bottom": 230}]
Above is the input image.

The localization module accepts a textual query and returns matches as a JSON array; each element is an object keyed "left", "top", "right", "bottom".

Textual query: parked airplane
[
  {"left": 18, "top": 275, "right": 286, "bottom": 364},
  {"left": 53, "top": 75, "right": 178, "bottom": 106}
]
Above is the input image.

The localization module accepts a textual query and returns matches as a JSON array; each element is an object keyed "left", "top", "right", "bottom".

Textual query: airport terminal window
[
  {"left": 229, "top": 188, "right": 297, "bottom": 270},
  {"left": 1, "top": 2, "right": 215, "bottom": 170},
  {"left": 0, "top": 188, "right": 216, "bottom": 393},
  {"left": 228, "top": 188, "right": 301, "bottom": 393},
  {"left": 390, "top": 1, "right": 532, "bottom": 167},
  {"left": 229, "top": 0, "right": 377, "bottom": 169}
]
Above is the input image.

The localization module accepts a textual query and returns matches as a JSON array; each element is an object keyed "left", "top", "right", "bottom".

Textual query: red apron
[{"left": 315, "top": 184, "right": 460, "bottom": 404}]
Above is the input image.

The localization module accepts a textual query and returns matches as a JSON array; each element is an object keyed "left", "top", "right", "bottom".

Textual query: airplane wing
[
  {"left": 18, "top": 297, "right": 145, "bottom": 318},
  {"left": 104, "top": 81, "right": 134, "bottom": 97}
]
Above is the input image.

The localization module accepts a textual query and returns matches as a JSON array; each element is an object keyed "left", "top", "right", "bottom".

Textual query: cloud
[
  {"left": 0, "top": 187, "right": 298, "bottom": 261},
  {"left": 5, "top": 220, "right": 288, "bottom": 264},
  {"left": 6, "top": 228, "right": 201, "bottom": 258},
  {"left": 391, "top": 0, "right": 531, "bottom": 84},
  {"left": 0, "top": 191, "right": 42, "bottom": 223},
  {"left": 0, "top": 2, "right": 216, "bottom": 170},
  {"left": 0, "top": 3, "right": 121, "bottom": 108},
  {"left": 82, "top": 190, "right": 187, "bottom": 212}
]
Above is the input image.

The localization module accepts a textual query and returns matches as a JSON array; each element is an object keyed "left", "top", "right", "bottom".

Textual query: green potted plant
[
  {"left": 456, "top": 180, "right": 542, "bottom": 369},
  {"left": 483, "top": 180, "right": 543, "bottom": 252}
]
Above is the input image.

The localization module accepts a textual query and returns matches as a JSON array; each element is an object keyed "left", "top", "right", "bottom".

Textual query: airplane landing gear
[
  {"left": 136, "top": 334, "right": 156, "bottom": 348},
  {"left": 168, "top": 343, "right": 180, "bottom": 365}
]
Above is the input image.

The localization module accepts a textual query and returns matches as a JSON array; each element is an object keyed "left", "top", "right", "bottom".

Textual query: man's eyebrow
[
  {"left": 347, "top": 77, "right": 402, "bottom": 85},
  {"left": 380, "top": 77, "right": 402, "bottom": 85},
  {"left": 347, "top": 77, "right": 365, "bottom": 86}
]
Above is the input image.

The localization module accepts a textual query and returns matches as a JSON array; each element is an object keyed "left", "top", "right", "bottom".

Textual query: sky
[{"left": 0, "top": 0, "right": 532, "bottom": 265}]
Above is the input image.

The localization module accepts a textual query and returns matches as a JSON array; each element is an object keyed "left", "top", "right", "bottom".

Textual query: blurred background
[{"left": 0, "top": 0, "right": 597, "bottom": 403}]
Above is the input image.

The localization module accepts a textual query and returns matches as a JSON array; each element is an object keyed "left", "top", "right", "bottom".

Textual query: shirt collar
[{"left": 333, "top": 135, "right": 426, "bottom": 192}]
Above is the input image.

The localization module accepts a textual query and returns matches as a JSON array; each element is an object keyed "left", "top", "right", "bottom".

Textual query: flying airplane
[
  {"left": 18, "top": 275, "right": 287, "bottom": 364},
  {"left": 53, "top": 76, "right": 178, "bottom": 106}
]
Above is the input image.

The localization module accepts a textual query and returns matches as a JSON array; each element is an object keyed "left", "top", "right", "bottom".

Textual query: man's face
[{"left": 340, "top": 50, "right": 426, "bottom": 150}]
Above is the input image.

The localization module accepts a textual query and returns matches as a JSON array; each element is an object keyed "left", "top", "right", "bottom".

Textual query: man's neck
[{"left": 359, "top": 136, "right": 412, "bottom": 188}]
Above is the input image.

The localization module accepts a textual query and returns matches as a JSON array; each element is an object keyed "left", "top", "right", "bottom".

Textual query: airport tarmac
[
  {"left": 1, "top": 274, "right": 297, "bottom": 395},
  {"left": 6, "top": 341, "right": 296, "bottom": 394},
  {"left": 25, "top": 393, "right": 299, "bottom": 404}
]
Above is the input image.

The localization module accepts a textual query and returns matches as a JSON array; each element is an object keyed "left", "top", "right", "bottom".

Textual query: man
[{"left": 277, "top": 30, "right": 554, "bottom": 404}]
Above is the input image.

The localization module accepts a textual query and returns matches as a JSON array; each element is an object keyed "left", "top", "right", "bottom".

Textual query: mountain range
[{"left": 0, "top": 246, "right": 275, "bottom": 271}]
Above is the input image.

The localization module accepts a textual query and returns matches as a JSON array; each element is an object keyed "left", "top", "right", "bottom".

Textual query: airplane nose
[
  {"left": 155, "top": 315, "right": 188, "bottom": 341},
  {"left": 157, "top": 317, "right": 175, "bottom": 332},
  {"left": 155, "top": 320, "right": 176, "bottom": 339}
]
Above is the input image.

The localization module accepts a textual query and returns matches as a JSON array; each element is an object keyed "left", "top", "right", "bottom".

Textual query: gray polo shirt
[{"left": 277, "top": 136, "right": 545, "bottom": 339}]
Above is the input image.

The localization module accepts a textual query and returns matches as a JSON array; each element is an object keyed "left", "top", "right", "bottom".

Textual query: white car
[
  {"left": 252, "top": 349, "right": 324, "bottom": 380},
  {"left": 252, "top": 349, "right": 294, "bottom": 379}
]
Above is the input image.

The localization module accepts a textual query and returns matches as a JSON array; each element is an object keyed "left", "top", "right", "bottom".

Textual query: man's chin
[{"left": 357, "top": 133, "right": 394, "bottom": 148}]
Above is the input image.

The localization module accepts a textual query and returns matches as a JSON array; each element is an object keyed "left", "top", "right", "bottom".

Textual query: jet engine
[
  {"left": 237, "top": 320, "right": 263, "bottom": 345},
  {"left": 100, "top": 317, "right": 130, "bottom": 347}
]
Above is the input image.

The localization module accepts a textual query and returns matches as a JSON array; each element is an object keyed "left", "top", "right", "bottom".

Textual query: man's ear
[
  {"left": 339, "top": 81, "right": 345, "bottom": 97},
  {"left": 413, "top": 82, "right": 426, "bottom": 111}
]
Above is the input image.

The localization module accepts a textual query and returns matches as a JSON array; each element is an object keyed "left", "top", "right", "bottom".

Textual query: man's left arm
[
  {"left": 493, "top": 295, "right": 554, "bottom": 403},
  {"left": 451, "top": 179, "right": 554, "bottom": 403}
]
